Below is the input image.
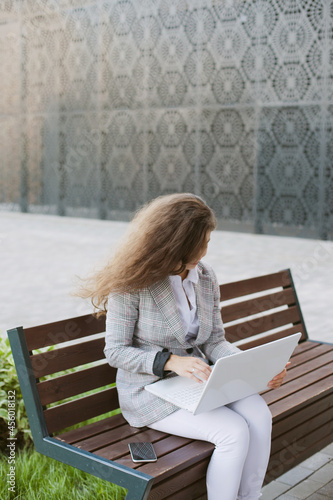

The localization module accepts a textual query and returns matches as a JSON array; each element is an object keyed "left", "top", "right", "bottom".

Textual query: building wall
[{"left": 0, "top": 0, "right": 332, "bottom": 239}]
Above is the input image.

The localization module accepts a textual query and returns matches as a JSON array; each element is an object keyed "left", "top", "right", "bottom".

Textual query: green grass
[{"left": 0, "top": 447, "right": 127, "bottom": 500}]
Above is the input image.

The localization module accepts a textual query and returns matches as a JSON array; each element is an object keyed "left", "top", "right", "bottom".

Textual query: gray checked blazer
[{"left": 104, "top": 261, "right": 240, "bottom": 428}]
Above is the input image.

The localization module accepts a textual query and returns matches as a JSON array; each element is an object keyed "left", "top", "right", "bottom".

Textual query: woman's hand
[
  {"left": 164, "top": 355, "right": 212, "bottom": 383},
  {"left": 267, "top": 362, "right": 291, "bottom": 389}
]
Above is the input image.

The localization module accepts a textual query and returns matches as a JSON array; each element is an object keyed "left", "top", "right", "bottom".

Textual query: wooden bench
[{"left": 8, "top": 269, "right": 333, "bottom": 500}]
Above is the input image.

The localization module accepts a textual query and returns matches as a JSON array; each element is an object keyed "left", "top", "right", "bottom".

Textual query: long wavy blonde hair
[{"left": 78, "top": 193, "right": 217, "bottom": 315}]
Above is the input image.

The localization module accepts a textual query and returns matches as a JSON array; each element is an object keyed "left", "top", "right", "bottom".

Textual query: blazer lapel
[{"left": 149, "top": 278, "right": 188, "bottom": 346}]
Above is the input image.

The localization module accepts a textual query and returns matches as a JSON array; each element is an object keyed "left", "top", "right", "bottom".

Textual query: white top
[{"left": 169, "top": 266, "right": 199, "bottom": 342}]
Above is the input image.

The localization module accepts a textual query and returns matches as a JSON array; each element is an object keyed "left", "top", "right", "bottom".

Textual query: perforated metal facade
[{"left": 1, "top": 1, "right": 332, "bottom": 238}]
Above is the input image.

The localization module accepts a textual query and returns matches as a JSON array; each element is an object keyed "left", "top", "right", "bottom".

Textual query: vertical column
[{"left": 318, "top": 1, "right": 331, "bottom": 240}]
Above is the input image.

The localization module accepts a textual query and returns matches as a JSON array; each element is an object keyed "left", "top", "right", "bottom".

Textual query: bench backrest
[
  {"left": 25, "top": 314, "right": 110, "bottom": 435},
  {"left": 16, "top": 268, "right": 308, "bottom": 438},
  {"left": 220, "top": 269, "right": 308, "bottom": 348}
]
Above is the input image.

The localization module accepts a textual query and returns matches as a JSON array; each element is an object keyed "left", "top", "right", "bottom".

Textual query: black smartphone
[{"left": 128, "top": 442, "right": 157, "bottom": 462}]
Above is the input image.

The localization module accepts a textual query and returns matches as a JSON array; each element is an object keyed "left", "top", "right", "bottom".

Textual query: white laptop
[{"left": 145, "top": 333, "right": 301, "bottom": 415}]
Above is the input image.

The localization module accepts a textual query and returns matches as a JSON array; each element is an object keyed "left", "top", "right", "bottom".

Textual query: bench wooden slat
[
  {"left": 164, "top": 479, "right": 207, "bottom": 500},
  {"left": 267, "top": 433, "right": 333, "bottom": 483},
  {"left": 238, "top": 325, "right": 306, "bottom": 350},
  {"left": 137, "top": 440, "right": 214, "bottom": 483},
  {"left": 268, "top": 416, "right": 333, "bottom": 481},
  {"left": 225, "top": 305, "right": 301, "bottom": 343},
  {"left": 267, "top": 374, "right": 333, "bottom": 420},
  {"left": 220, "top": 270, "right": 291, "bottom": 301},
  {"left": 260, "top": 344, "right": 333, "bottom": 397},
  {"left": 280, "top": 345, "right": 333, "bottom": 376},
  {"left": 271, "top": 392, "right": 333, "bottom": 441},
  {"left": 153, "top": 436, "right": 196, "bottom": 462},
  {"left": 291, "top": 340, "right": 320, "bottom": 355},
  {"left": 71, "top": 420, "right": 146, "bottom": 453},
  {"left": 222, "top": 288, "right": 296, "bottom": 323},
  {"left": 56, "top": 420, "right": 135, "bottom": 453},
  {"left": 268, "top": 385, "right": 333, "bottom": 440},
  {"left": 263, "top": 361, "right": 333, "bottom": 406},
  {"left": 293, "top": 341, "right": 318, "bottom": 353},
  {"left": 149, "top": 461, "right": 208, "bottom": 500},
  {"left": 37, "top": 363, "right": 117, "bottom": 406},
  {"left": 268, "top": 435, "right": 333, "bottom": 484},
  {"left": 25, "top": 314, "right": 105, "bottom": 351},
  {"left": 44, "top": 387, "right": 119, "bottom": 434},
  {"left": 96, "top": 428, "right": 168, "bottom": 461},
  {"left": 285, "top": 343, "right": 333, "bottom": 369},
  {"left": 31, "top": 337, "right": 105, "bottom": 378},
  {"left": 117, "top": 435, "right": 198, "bottom": 470},
  {"left": 271, "top": 399, "right": 333, "bottom": 456},
  {"left": 267, "top": 372, "right": 333, "bottom": 412},
  {"left": 56, "top": 413, "right": 126, "bottom": 444},
  {"left": 118, "top": 437, "right": 213, "bottom": 479}
]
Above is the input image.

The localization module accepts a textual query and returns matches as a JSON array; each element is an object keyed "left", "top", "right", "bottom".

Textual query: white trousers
[{"left": 148, "top": 394, "right": 272, "bottom": 500}]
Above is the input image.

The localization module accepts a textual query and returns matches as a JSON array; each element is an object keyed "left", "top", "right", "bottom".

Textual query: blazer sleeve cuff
[{"left": 153, "top": 349, "right": 172, "bottom": 378}]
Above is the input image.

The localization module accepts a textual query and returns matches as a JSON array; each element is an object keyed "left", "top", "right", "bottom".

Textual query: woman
[{"left": 80, "top": 193, "right": 288, "bottom": 500}]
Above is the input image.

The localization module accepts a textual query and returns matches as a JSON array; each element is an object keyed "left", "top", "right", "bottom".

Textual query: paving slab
[
  {"left": 300, "top": 453, "right": 332, "bottom": 472},
  {"left": 315, "top": 479, "right": 333, "bottom": 497},
  {"left": 277, "top": 466, "right": 314, "bottom": 487},
  {"left": 321, "top": 443, "right": 333, "bottom": 458},
  {"left": 261, "top": 480, "right": 291, "bottom": 500},
  {"left": 309, "top": 463, "right": 333, "bottom": 485},
  {"left": 262, "top": 458, "right": 333, "bottom": 500},
  {"left": 286, "top": 478, "right": 329, "bottom": 499},
  {"left": 306, "top": 494, "right": 331, "bottom": 500}
]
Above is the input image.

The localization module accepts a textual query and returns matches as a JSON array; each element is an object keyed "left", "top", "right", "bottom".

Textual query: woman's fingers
[
  {"left": 267, "top": 362, "right": 291, "bottom": 389},
  {"left": 189, "top": 360, "right": 212, "bottom": 382},
  {"left": 170, "top": 357, "right": 292, "bottom": 388},
  {"left": 165, "top": 355, "right": 211, "bottom": 383}
]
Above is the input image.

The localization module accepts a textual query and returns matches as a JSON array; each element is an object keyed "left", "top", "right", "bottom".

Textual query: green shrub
[{"left": 0, "top": 335, "right": 32, "bottom": 453}]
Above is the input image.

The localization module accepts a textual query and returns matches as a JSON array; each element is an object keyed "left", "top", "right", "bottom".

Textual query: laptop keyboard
[{"left": 168, "top": 382, "right": 205, "bottom": 410}]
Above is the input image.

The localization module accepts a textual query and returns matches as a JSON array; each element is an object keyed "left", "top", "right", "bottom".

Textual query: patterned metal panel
[{"left": 0, "top": 0, "right": 332, "bottom": 238}]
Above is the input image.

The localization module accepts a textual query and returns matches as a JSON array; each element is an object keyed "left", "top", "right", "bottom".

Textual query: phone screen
[{"left": 128, "top": 442, "right": 157, "bottom": 462}]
